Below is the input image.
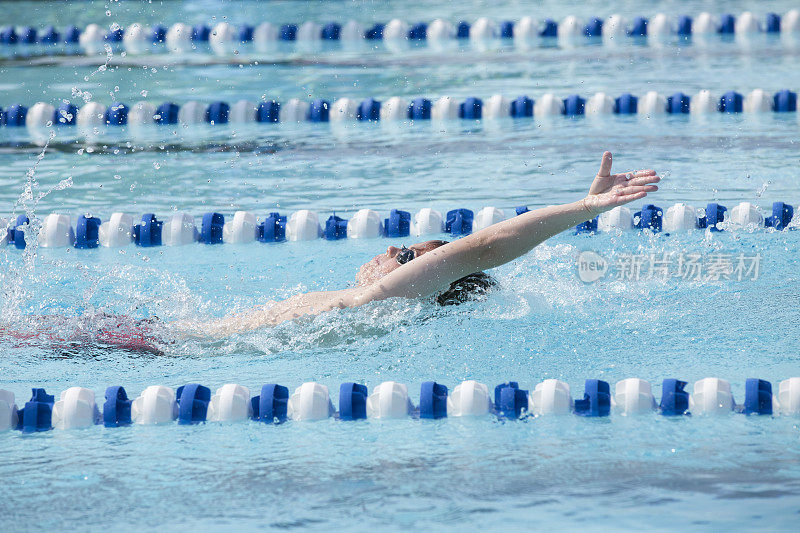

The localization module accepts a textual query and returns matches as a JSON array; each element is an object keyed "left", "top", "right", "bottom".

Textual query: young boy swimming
[
  {"left": 185, "top": 151, "right": 659, "bottom": 337},
  {"left": 2, "top": 151, "right": 658, "bottom": 352}
]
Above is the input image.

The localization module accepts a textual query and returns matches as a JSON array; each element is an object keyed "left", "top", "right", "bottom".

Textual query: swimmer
[{"left": 183, "top": 151, "right": 660, "bottom": 337}]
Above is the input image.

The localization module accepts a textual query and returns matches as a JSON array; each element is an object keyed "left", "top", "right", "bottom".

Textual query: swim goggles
[{"left": 395, "top": 246, "right": 416, "bottom": 265}]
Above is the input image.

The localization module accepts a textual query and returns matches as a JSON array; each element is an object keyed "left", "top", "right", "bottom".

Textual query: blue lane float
[
  {"left": 2, "top": 11, "right": 799, "bottom": 59},
  {"left": 660, "top": 379, "right": 690, "bottom": 415},
  {"left": 494, "top": 382, "right": 528, "bottom": 419},
  {"left": 574, "top": 379, "right": 611, "bottom": 417},
  {"left": 4, "top": 199, "right": 798, "bottom": 251},
  {"left": 251, "top": 384, "right": 289, "bottom": 423},
  {"left": 419, "top": 381, "right": 448, "bottom": 419},
  {"left": 16, "top": 388, "right": 55, "bottom": 432},
  {"left": 103, "top": 386, "right": 132, "bottom": 427},
  {"left": 338, "top": 383, "right": 368, "bottom": 421},
  {"left": 5, "top": 88, "right": 800, "bottom": 132},
  {"left": 176, "top": 384, "right": 211, "bottom": 424},
  {"left": 3, "top": 376, "right": 798, "bottom": 432}
]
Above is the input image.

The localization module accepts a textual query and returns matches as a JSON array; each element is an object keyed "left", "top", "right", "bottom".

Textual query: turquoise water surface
[{"left": 2, "top": 1, "right": 800, "bottom": 531}]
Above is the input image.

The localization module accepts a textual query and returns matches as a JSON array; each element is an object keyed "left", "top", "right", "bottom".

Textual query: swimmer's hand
[{"left": 583, "top": 151, "right": 660, "bottom": 216}]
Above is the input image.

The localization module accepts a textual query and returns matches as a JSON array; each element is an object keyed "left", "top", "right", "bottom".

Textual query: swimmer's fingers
[
  {"left": 597, "top": 151, "right": 613, "bottom": 177},
  {"left": 623, "top": 173, "right": 661, "bottom": 187},
  {"left": 589, "top": 151, "right": 616, "bottom": 196},
  {"left": 615, "top": 191, "right": 649, "bottom": 204},
  {"left": 592, "top": 184, "right": 658, "bottom": 209},
  {"left": 614, "top": 184, "right": 659, "bottom": 199},
  {"left": 611, "top": 169, "right": 657, "bottom": 181}
]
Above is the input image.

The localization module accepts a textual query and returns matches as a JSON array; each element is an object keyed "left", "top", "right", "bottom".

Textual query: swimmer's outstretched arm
[
  {"left": 182, "top": 151, "right": 658, "bottom": 336},
  {"left": 357, "top": 151, "right": 659, "bottom": 303}
]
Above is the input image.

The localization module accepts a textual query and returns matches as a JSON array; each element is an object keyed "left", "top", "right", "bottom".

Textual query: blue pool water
[{"left": 2, "top": 1, "right": 800, "bottom": 530}]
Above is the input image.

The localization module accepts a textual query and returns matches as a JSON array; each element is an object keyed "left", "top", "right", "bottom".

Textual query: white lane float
[
  {"left": 473, "top": 207, "right": 505, "bottom": 231},
  {"left": 178, "top": 101, "right": 206, "bottom": 124},
  {"left": 728, "top": 202, "right": 764, "bottom": 228},
  {"left": 431, "top": 96, "right": 460, "bottom": 120},
  {"left": 586, "top": 92, "right": 615, "bottom": 115},
  {"left": 513, "top": 16, "right": 539, "bottom": 44},
  {"left": 38, "top": 214, "right": 74, "bottom": 248},
  {"left": 427, "top": 19, "right": 455, "bottom": 41},
  {"left": 122, "top": 23, "right": 150, "bottom": 54},
  {"left": 132, "top": 385, "right": 178, "bottom": 424},
  {"left": 781, "top": 10, "right": 800, "bottom": 34},
  {"left": 99, "top": 213, "right": 134, "bottom": 247},
  {"left": 663, "top": 203, "right": 700, "bottom": 232},
  {"left": 210, "top": 22, "right": 237, "bottom": 54},
  {"left": 689, "top": 378, "right": 735, "bottom": 415},
  {"left": 639, "top": 91, "right": 666, "bottom": 116},
  {"left": 0, "top": 390, "right": 18, "bottom": 431},
  {"left": 331, "top": 98, "right": 358, "bottom": 121},
  {"left": 287, "top": 382, "right": 334, "bottom": 421},
  {"left": 470, "top": 17, "right": 497, "bottom": 41},
  {"left": 529, "top": 379, "right": 573, "bottom": 415},
  {"left": 735, "top": 12, "right": 760, "bottom": 35},
  {"left": 744, "top": 89, "right": 773, "bottom": 113},
  {"left": 447, "top": 380, "right": 492, "bottom": 416},
  {"left": 128, "top": 101, "right": 157, "bottom": 125},
  {"left": 230, "top": 100, "right": 257, "bottom": 122},
  {"left": 162, "top": 212, "right": 198, "bottom": 246},
  {"left": 612, "top": 378, "right": 656, "bottom": 415},
  {"left": 341, "top": 20, "right": 364, "bottom": 41},
  {"left": 26, "top": 102, "right": 55, "bottom": 128},
  {"left": 366, "top": 381, "right": 414, "bottom": 419},
  {"left": 777, "top": 377, "right": 800, "bottom": 415},
  {"left": 222, "top": 211, "right": 258, "bottom": 243},
  {"left": 411, "top": 208, "right": 444, "bottom": 236},
  {"left": 484, "top": 94, "right": 510, "bottom": 119},
  {"left": 286, "top": 210, "right": 321, "bottom": 241},
  {"left": 558, "top": 16, "right": 583, "bottom": 45},
  {"left": 348, "top": 209, "right": 383, "bottom": 238},
  {"left": 598, "top": 206, "right": 634, "bottom": 232},
  {"left": 691, "top": 90, "right": 717, "bottom": 114},
  {"left": 77, "top": 102, "right": 107, "bottom": 127},
  {"left": 297, "top": 21, "right": 321, "bottom": 41},
  {"left": 166, "top": 22, "right": 193, "bottom": 52},
  {"left": 52, "top": 387, "right": 101, "bottom": 429},
  {"left": 383, "top": 19, "right": 409, "bottom": 41},
  {"left": 602, "top": 15, "right": 627, "bottom": 43},
  {"left": 79, "top": 23, "right": 107, "bottom": 53},
  {"left": 534, "top": 93, "right": 564, "bottom": 116},
  {"left": 280, "top": 98, "right": 310, "bottom": 123},
  {"left": 207, "top": 384, "right": 252, "bottom": 422},
  {"left": 254, "top": 22, "right": 279, "bottom": 48},
  {"left": 648, "top": 14, "right": 672, "bottom": 42},
  {"left": 380, "top": 97, "right": 408, "bottom": 121},
  {"left": 694, "top": 13, "right": 717, "bottom": 36}
]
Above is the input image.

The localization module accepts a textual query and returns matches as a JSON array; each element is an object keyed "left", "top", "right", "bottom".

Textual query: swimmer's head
[
  {"left": 356, "top": 240, "right": 497, "bottom": 305},
  {"left": 356, "top": 240, "right": 448, "bottom": 286}
]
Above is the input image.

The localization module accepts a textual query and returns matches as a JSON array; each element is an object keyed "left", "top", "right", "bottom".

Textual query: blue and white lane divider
[
  {"left": 2, "top": 377, "right": 799, "bottom": 431},
  {"left": 2, "top": 201, "right": 798, "bottom": 250},
  {"left": 577, "top": 201, "right": 796, "bottom": 234},
  {"left": 2, "top": 89, "right": 799, "bottom": 130},
  {"left": 1, "top": 10, "right": 799, "bottom": 57},
  {"left": 2, "top": 201, "right": 797, "bottom": 250}
]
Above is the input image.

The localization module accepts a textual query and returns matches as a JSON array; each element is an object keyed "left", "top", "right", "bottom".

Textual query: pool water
[{"left": 2, "top": 1, "right": 800, "bottom": 530}]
